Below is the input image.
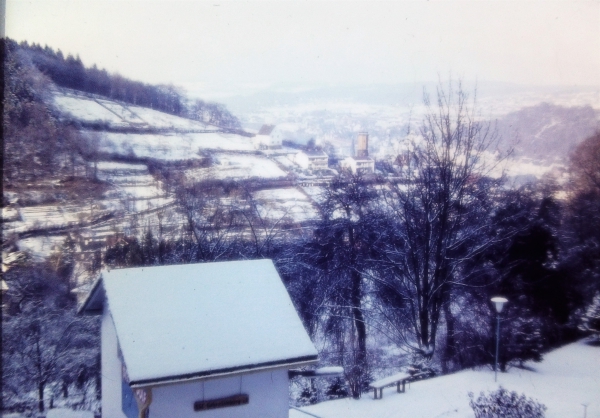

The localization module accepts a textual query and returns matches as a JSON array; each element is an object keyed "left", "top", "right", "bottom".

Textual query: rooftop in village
[
  {"left": 257, "top": 124, "right": 276, "bottom": 135},
  {"left": 301, "top": 149, "right": 328, "bottom": 157}
]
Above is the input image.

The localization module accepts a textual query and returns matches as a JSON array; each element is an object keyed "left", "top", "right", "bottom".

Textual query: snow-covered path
[{"left": 291, "top": 339, "right": 600, "bottom": 418}]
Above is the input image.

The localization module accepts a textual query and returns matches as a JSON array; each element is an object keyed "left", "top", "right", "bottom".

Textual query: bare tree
[
  {"left": 79, "top": 132, "right": 102, "bottom": 181},
  {"left": 236, "top": 183, "right": 294, "bottom": 258},
  {"left": 174, "top": 178, "right": 241, "bottom": 262},
  {"left": 378, "top": 80, "right": 503, "bottom": 371},
  {"left": 2, "top": 264, "right": 99, "bottom": 413}
]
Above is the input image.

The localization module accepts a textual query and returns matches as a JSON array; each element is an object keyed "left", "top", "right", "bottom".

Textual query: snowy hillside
[
  {"left": 291, "top": 339, "right": 600, "bottom": 418},
  {"left": 3, "top": 89, "right": 324, "bottom": 265},
  {"left": 496, "top": 103, "right": 600, "bottom": 161}
]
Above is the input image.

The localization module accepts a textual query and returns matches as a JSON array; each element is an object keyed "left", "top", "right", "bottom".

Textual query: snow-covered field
[
  {"left": 102, "top": 131, "right": 254, "bottom": 160},
  {"left": 3, "top": 204, "right": 108, "bottom": 235},
  {"left": 53, "top": 93, "right": 127, "bottom": 126},
  {"left": 187, "top": 153, "right": 289, "bottom": 180},
  {"left": 52, "top": 90, "right": 218, "bottom": 131},
  {"left": 291, "top": 339, "right": 600, "bottom": 418}
]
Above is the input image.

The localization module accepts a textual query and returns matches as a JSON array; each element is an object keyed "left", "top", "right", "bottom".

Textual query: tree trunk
[
  {"left": 442, "top": 296, "right": 457, "bottom": 373},
  {"left": 38, "top": 382, "right": 45, "bottom": 412},
  {"left": 351, "top": 269, "right": 367, "bottom": 399}
]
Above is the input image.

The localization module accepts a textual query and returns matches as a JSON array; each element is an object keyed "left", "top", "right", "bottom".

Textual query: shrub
[
  {"left": 297, "top": 385, "right": 317, "bottom": 406},
  {"left": 325, "top": 377, "right": 349, "bottom": 400},
  {"left": 468, "top": 387, "right": 547, "bottom": 418}
]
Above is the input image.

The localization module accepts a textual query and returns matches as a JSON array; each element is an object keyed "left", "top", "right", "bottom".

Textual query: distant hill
[
  {"left": 6, "top": 38, "right": 242, "bottom": 130},
  {"left": 496, "top": 102, "right": 599, "bottom": 161}
]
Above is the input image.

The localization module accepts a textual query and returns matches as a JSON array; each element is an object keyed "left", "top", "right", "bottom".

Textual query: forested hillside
[
  {"left": 496, "top": 102, "right": 599, "bottom": 161},
  {"left": 6, "top": 39, "right": 241, "bottom": 133}
]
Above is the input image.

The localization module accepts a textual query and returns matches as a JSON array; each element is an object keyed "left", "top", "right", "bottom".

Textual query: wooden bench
[{"left": 369, "top": 372, "right": 412, "bottom": 400}]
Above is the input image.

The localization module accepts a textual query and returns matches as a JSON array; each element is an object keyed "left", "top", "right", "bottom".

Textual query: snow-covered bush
[
  {"left": 407, "top": 352, "right": 437, "bottom": 378},
  {"left": 502, "top": 313, "right": 545, "bottom": 369},
  {"left": 297, "top": 384, "right": 317, "bottom": 406},
  {"left": 468, "top": 387, "right": 547, "bottom": 418}
]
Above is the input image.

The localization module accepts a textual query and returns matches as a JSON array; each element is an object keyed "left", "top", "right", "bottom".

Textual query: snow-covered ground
[
  {"left": 96, "top": 161, "right": 149, "bottom": 172},
  {"left": 102, "top": 131, "right": 254, "bottom": 160},
  {"left": 17, "top": 236, "right": 67, "bottom": 261},
  {"left": 274, "top": 154, "right": 302, "bottom": 170},
  {"left": 291, "top": 339, "right": 600, "bottom": 418},
  {"left": 253, "top": 187, "right": 319, "bottom": 223},
  {"left": 299, "top": 186, "right": 325, "bottom": 204}
]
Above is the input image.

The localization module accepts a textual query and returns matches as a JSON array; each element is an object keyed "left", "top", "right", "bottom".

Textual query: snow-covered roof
[
  {"left": 301, "top": 150, "right": 328, "bottom": 158},
  {"left": 258, "top": 124, "right": 276, "bottom": 135},
  {"left": 350, "top": 156, "right": 374, "bottom": 162},
  {"left": 80, "top": 259, "right": 318, "bottom": 387}
]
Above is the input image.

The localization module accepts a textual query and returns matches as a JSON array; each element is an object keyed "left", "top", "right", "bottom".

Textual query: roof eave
[{"left": 129, "top": 354, "right": 319, "bottom": 389}]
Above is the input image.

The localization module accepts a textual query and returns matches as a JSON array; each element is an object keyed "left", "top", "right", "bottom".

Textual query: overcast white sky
[{"left": 5, "top": 0, "right": 600, "bottom": 96}]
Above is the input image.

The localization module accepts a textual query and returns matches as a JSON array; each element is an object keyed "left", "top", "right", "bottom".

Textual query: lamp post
[{"left": 491, "top": 296, "right": 508, "bottom": 382}]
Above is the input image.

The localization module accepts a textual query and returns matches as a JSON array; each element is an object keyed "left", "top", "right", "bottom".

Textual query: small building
[
  {"left": 253, "top": 124, "right": 282, "bottom": 150},
  {"left": 341, "top": 156, "right": 375, "bottom": 175},
  {"left": 79, "top": 259, "right": 318, "bottom": 418},
  {"left": 295, "top": 150, "right": 329, "bottom": 171},
  {"left": 341, "top": 132, "right": 374, "bottom": 174}
]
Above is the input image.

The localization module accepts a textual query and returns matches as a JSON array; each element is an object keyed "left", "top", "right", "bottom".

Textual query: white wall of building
[
  {"left": 149, "top": 369, "right": 290, "bottom": 418},
  {"left": 341, "top": 157, "right": 374, "bottom": 174},
  {"left": 101, "top": 309, "right": 127, "bottom": 418},
  {"left": 253, "top": 134, "right": 282, "bottom": 150},
  {"left": 295, "top": 152, "right": 328, "bottom": 170},
  {"left": 295, "top": 152, "right": 310, "bottom": 169},
  {"left": 102, "top": 310, "right": 291, "bottom": 418}
]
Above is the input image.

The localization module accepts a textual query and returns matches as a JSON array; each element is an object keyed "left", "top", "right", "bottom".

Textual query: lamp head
[{"left": 491, "top": 296, "right": 508, "bottom": 313}]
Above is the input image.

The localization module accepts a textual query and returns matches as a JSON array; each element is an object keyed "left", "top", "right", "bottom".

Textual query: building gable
[{"left": 81, "top": 259, "right": 318, "bottom": 387}]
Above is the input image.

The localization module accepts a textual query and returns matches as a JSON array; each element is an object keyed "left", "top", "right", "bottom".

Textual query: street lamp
[{"left": 491, "top": 296, "right": 508, "bottom": 382}]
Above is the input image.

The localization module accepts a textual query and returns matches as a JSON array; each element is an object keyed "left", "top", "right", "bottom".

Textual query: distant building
[
  {"left": 79, "top": 259, "right": 318, "bottom": 418},
  {"left": 356, "top": 132, "right": 369, "bottom": 158},
  {"left": 296, "top": 150, "right": 329, "bottom": 171},
  {"left": 342, "top": 156, "right": 375, "bottom": 175},
  {"left": 341, "top": 132, "right": 375, "bottom": 174},
  {"left": 253, "top": 124, "right": 282, "bottom": 150}
]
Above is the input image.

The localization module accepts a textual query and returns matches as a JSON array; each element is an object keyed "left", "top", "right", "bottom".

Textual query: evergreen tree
[{"left": 579, "top": 293, "right": 600, "bottom": 340}]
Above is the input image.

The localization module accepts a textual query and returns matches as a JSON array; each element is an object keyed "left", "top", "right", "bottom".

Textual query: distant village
[{"left": 253, "top": 124, "right": 375, "bottom": 175}]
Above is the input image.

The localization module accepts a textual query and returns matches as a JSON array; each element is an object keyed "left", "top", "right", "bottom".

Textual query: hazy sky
[{"left": 5, "top": 0, "right": 600, "bottom": 97}]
